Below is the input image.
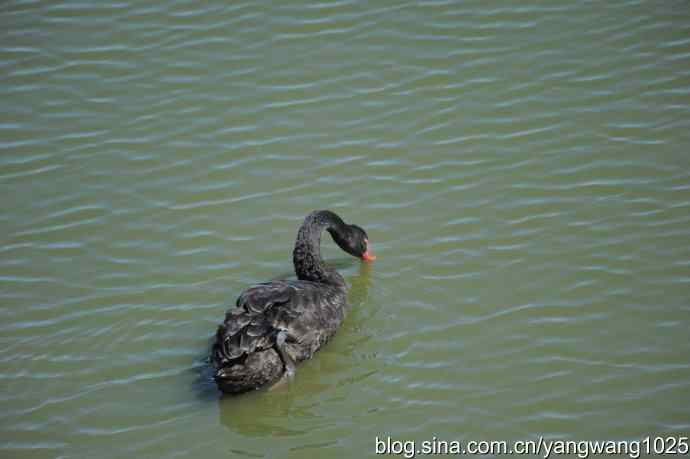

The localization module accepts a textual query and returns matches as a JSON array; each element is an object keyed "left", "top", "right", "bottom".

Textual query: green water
[{"left": 2, "top": 0, "right": 689, "bottom": 458}]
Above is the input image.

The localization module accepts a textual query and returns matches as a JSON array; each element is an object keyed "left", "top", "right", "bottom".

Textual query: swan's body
[{"left": 211, "top": 210, "right": 374, "bottom": 394}]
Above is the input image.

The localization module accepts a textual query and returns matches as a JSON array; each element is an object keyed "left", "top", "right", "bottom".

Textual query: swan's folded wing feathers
[
  {"left": 239, "top": 331, "right": 252, "bottom": 350},
  {"left": 222, "top": 331, "right": 244, "bottom": 360},
  {"left": 246, "top": 320, "right": 271, "bottom": 337},
  {"left": 214, "top": 281, "right": 295, "bottom": 365},
  {"left": 239, "top": 328, "right": 273, "bottom": 355},
  {"left": 223, "top": 309, "right": 252, "bottom": 336},
  {"left": 237, "top": 281, "right": 293, "bottom": 313}
]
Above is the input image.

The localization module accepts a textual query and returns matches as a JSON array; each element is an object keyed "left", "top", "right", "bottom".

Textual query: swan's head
[{"left": 330, "top": 224, "right": 376, "bottom": 262}]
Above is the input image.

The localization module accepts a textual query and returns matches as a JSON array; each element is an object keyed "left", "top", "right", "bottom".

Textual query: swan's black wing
[
  {"left": 212, "top": 280, "right": 347, "bottom": 364},
  {"left": 211, "top": 279, "right": 348, "bottom": 393},
  {"left": 212, "top": 281, "right": 294, "bottom": 367}
]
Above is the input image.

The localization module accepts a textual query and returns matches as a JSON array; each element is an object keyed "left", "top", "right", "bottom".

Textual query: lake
[{"left": 1, "top": 0, "right": 689, "bottom": 458}]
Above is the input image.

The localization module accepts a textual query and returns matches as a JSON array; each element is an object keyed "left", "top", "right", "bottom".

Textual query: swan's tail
[{"left": 213, "top": 349, "right": 283, "bottom": 394}]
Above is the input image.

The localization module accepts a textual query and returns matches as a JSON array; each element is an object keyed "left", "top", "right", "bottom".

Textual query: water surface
[{"left": 1, "top": 0, "right": 690, "bottom": 458}]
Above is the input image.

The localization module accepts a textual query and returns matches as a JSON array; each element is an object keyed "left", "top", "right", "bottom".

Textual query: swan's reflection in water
[
  {"left": 218, "top": 384, "right": 311, "bottom": 438},
  {"left": 346, "top": 258, "right": 372, "bottom": 309},
  {"left": 218, "top": 260, "right": 373, "bottom": 437}
]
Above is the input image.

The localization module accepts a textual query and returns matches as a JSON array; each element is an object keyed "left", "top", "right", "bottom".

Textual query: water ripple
[{"left": 2, "top": 0, "right": 690, "bottom": 456}]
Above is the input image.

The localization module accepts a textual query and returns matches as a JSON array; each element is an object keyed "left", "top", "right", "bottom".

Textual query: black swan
[{"left": 211, "top": 210, "right": 376, "bottom": 394}]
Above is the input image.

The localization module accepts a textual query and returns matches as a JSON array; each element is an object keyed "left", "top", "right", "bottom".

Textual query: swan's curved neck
[{"left": 293, "top": 210, "right": 346, "bottom": 286}]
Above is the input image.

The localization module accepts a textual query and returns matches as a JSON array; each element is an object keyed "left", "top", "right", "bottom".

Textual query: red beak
[{"left": 362, "top": 250, "right": 376, "bottom": 262}]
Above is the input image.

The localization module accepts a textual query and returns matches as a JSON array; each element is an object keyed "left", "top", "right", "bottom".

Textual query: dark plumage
[{"left": 211, "top": 210, "right": 375, "bottom": 394}]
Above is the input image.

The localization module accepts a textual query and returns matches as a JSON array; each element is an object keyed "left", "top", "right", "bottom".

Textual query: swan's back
[{"left": 212, "top": 280, "right": 347, "bottom": 393}]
